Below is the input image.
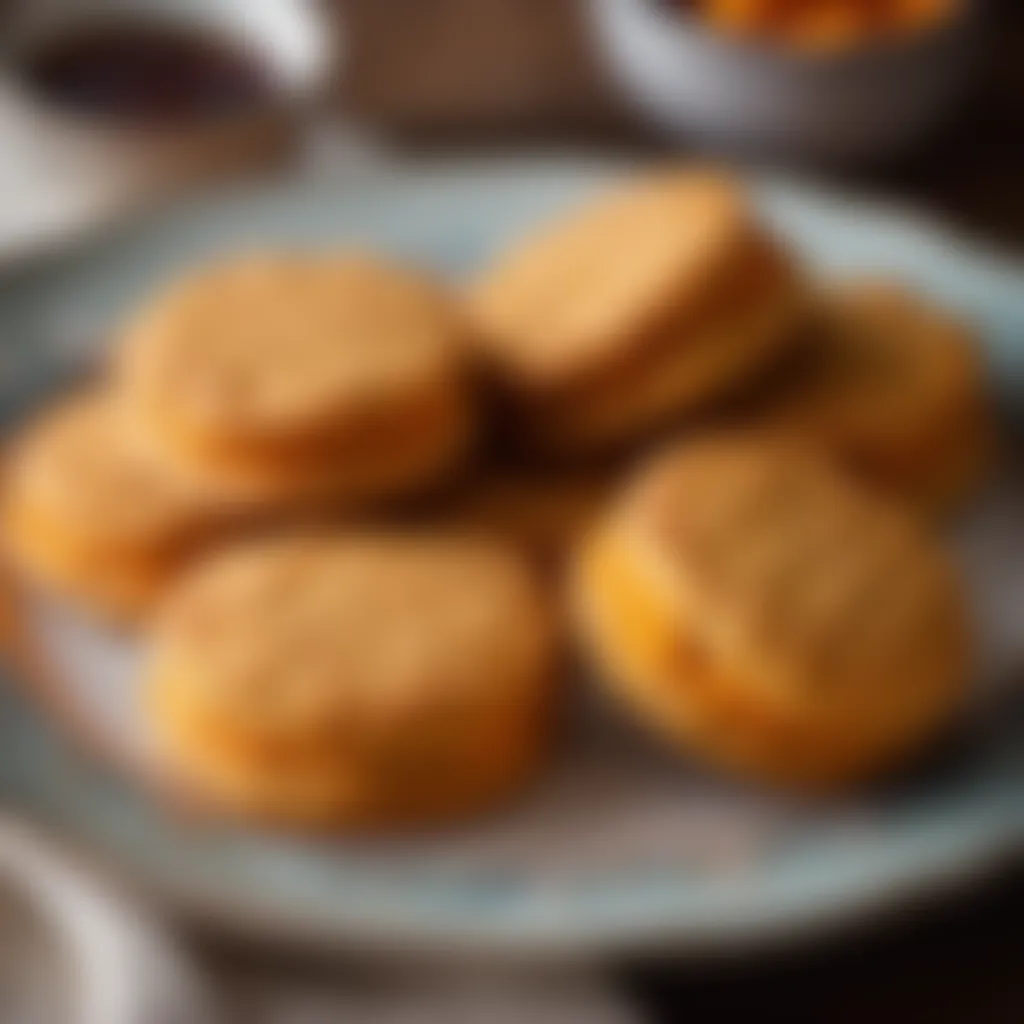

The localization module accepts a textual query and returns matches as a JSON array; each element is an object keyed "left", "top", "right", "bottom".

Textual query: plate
[{"left": 0, "top": 157, "right": 1021, "bottom": 958}]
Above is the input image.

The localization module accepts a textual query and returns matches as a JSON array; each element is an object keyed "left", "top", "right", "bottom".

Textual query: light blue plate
[{"left": 0, "top": 158, "right": 1021, "bottom": 958}]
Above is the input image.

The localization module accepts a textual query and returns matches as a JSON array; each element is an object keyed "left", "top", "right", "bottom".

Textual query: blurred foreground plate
[{"left": 0, "top": 156, "right": 1021, "bottom": 959}]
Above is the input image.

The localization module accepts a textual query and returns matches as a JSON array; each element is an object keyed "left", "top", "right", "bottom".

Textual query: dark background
[{"left": 628, "top": 871, "right": 1022, "bottom": 1023}]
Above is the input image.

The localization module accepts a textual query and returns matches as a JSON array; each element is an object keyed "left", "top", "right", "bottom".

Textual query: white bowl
[
  {"left": 0, "top": 821, "right": 212, "bottom": 1024},
  {"left": 0, "top": 0, "right": 335, "bottom": 265},
  {"left": 3, "top": 0, "right": 334, "bottom": 186},
  {"left": 6, "top": 0, "right": 333, "bottom": 116},
  {"left": 587, "top": 0, "right": 979, "bottom": 167}
]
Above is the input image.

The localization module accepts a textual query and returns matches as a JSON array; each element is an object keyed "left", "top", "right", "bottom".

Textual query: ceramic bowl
[
  {"left": 1, "top": 0, "right": 334, "bottom": 193},
  {"left": 0, "top": 821, "right": 211, "bottom": 1024},
  {"left": 587, "top": 0, "right": 979, "bottom": 167}
]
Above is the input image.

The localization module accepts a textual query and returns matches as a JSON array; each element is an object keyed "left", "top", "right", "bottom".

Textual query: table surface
[{"left": 628, "top": 870, "right": 1024, "bottom": 1023}]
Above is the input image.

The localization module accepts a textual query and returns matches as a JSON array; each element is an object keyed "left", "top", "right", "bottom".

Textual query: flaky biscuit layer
[
  {"left": 471, "top": 169, "right": 807, "bottom": 454},
  {"left": 528, "top": 267, "right": 805, "bottom": 453}
]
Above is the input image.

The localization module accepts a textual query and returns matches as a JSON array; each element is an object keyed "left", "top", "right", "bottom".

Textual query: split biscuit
[{"left": 470, "top": 169, "right": 806, "bottom": 454}]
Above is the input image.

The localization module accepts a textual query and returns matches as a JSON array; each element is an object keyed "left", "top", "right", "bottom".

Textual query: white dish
[
  {"left": 0, "top": 0, "right": 335, "bottom": 267},
  {"left": 587, "top": 0, "right": 979, "bottom": 166},
  {"left": 0, "top": 158, "right": 1020, "bottom": 959}
]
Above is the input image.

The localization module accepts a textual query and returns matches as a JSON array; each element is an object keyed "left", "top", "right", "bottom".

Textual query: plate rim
[{"left": 0, "top": 154, "right": 1021, "bottom": 959}]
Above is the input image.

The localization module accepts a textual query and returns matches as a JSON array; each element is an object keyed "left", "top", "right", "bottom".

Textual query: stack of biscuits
[{"left": 2, "top": 167, "right": 989, "bottom": 827}]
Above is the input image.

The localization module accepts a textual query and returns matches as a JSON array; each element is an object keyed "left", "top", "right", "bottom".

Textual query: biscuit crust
[
  {"left": 575, "top": 435, "right": 969, "bottom": 789},
  {"left": 470, "top": 170, "right": 806, "bottom": 452},
  {"left": 146, "top": 533, "right": 559, "bottom": 827},
  {"left": 119, "top": 254, "right": 474, "bottom": 505}
]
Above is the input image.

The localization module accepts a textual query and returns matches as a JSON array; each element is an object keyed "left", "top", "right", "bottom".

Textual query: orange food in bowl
[{"left": 683, "top": 0, "right": 957, "bottom": 52}]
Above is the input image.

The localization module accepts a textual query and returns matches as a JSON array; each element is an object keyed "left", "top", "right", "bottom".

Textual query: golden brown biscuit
[
  {"left": 470, "top": 169, "right": 806, "bottom": 454},
  {"left": 738, "top": 280, "right": 991, "bottom": 508},
  {"left": 118, "top": 254, "right": 474, "bottom": 507},
  {"left": 146, "top": 532, "right": 559, "bottom": 827},
  {"left": 575, "top": 434, "right": 969, "bottom": 790},
  {"left": 2, "top": 392, "right": 233, "bottom": 621}
]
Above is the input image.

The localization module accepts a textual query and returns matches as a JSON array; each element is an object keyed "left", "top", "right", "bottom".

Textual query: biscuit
[
  {"left": 118, "top": 254, "right": 474, "bottom": 507},
  {"left": 2, "top": 392, "right": 231, "bottom": 621},
  {"left": 470, "top": 169, "right": 806, "bottom": 454},
  {"left": 145, "top": 532, "right": 559, "bottom": 827},
  {"left": 575, "top": 434, "right": 968, "bottom": 790},
  {"left": 738, "top": 280, "right": 991, "bottom": 508}
]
